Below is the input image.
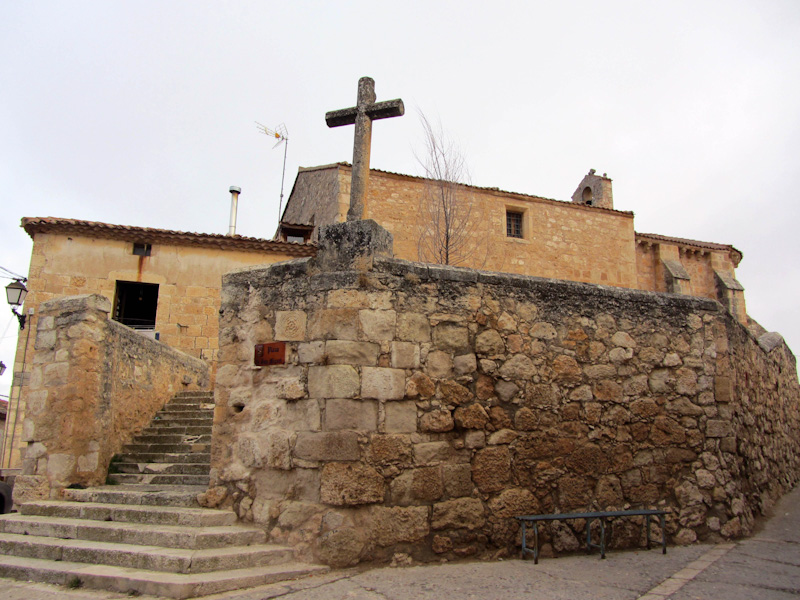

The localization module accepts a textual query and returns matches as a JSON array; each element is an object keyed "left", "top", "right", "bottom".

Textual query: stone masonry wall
[
  {"left": 13, "top": 294, "right": 209, "bottom": 502},
  {"left": 208, "top": 222, "right": 800, "bottom": 567}
]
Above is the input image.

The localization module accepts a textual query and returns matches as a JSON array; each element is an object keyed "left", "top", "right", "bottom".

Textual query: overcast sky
[{"left": 2, "top": 1, "right": 799, "bottom": 399}]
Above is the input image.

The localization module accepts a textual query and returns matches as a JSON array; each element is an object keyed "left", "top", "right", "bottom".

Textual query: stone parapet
[
  {"left": 15, "top": 294, "right": 208, "bottom": 502},
  {"left": 210, "top": 222, "right": 800, "bottom": 567}
]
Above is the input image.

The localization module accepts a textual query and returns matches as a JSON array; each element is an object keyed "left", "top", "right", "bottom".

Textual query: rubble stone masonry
[
  {"left": 208, "top": 221, "right": 800, "bottom": 567},
  {"left": 13, "top": 294, "right": 208, "bottom": 502}
]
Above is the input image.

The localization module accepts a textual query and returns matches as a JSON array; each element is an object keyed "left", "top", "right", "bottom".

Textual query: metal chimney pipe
[{"left": 228, "top": 186, "right": 241, "bottom": 236}]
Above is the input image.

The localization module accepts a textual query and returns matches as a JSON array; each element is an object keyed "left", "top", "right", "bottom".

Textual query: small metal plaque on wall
[{"left": 254, "top": 342, "right": 286, "bottom": 366}]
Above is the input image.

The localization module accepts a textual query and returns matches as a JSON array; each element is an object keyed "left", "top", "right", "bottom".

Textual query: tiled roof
[
  {"left": 636, "top": 232, "right": 742, "bottom": 265},
  {"left": 21, "top": 218, "right": 317, "bottom": 257}
]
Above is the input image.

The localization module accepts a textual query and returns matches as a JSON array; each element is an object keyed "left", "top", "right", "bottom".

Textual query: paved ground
[{"left": 3, "top": 485, "right": 799, "bottom": 600}]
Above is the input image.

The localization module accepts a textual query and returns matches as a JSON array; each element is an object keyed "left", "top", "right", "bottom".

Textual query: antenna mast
[{"left": 255, "top": 122, "right": 289, "bottom": 221}]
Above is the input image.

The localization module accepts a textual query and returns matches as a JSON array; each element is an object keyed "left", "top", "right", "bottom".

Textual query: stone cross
[{"left": 326, "top": 77, "right": 404, "bottom": 221}]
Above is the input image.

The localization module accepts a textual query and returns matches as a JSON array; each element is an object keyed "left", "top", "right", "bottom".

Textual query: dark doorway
[{"left": 113, "top": 281, "right": 159, "bottom": 329}]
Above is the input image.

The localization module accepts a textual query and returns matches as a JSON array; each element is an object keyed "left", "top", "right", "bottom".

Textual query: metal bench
[{"left": 515, "top": 509, "right": 667, "bottom": 564}]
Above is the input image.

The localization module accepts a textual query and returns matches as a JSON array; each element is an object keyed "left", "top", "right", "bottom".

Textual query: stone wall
[
  {"left": 5, "top": 226, "right": 311, "bottom": 470},
  {"left": 209, "top": 221, "right": 800, "bottom": 567},
  {"left": 13, "top": 294, "right": 209, "bottom": 502}
]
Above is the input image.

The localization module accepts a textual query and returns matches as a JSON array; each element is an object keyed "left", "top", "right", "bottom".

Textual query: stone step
[
  {"left": 108, "top": 473, "right": 210, "bottom": 486},
  {"left": 148, "top": 420, "right": 213, "bottom": 430},
  {"left": 122, "top": 442, "right": 210, "bottom": 454},
  {"left": 114, "top": 462, "right": 210, "bottom": 475},
  {"left": 115, "top": 452, "right": 210, "bottom": 464},
  {"left": 0, "top": 533, "right": 294, "bottom": 574},
  {"left": 62, "top": 484, "right": 206, "bottom": 507},
  {"left": 153, "top": 413, "right": 213, "bottom": 423},
  {"left": 159, "top": 404, "right": 213, "bottom": 413},
  {"left": 150, "top": 410, "right": 214, "bottom": 425},
  {"left": 141, "top": 425, "right": 212, "bottom": 436},
  {"left": 132, "top": 433, "right": 212, "bottom": 444},
  {"left": 174, "top": 391, "right": 215, "bottom": 398},
  {"left": 19, "top": 501, "right": 234, "bottom": 527},
  {"left": 0, "top": 554, "right": 327, "bottom": 599},
  {"left": 0, "top": 514, "right": 266, "bottom": 549}
]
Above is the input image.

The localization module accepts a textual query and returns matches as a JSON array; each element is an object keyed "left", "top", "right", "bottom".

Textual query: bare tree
[{"left": 415, "top": 114, "right": 486, "bottom": 267}]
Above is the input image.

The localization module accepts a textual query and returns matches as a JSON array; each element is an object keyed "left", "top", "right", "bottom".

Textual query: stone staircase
[{"left": 0, "top": 391, "right": 327, "bottom": 598}]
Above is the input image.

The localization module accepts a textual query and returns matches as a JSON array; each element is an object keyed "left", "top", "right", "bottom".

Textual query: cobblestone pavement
[{"left": 3, "top": 485, "right": 799, "bottom": 600}]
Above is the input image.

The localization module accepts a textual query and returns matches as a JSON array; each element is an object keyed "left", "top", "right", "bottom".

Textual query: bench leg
[
  {"left": 586, "top": 518, "right": 592, "bottom": 554},
  {"left": 646, "top": 514, "right": 651, "bottom": 550},
  {"left": 521, "top": 521, "right": 527, "bottom": 560},
  {"left": 600, "top": 518, "right": 606, "bottom": 559},
  {"left": 660, "top": 514, "right": 667, "bottom": 555},
  {"left": 534, "top": 522, "right": 539, "bottom": 564}
]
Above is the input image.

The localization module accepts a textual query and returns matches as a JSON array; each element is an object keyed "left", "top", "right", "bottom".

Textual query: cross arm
[
  {"left": 325, "top": 99, "right": 405, "bottom": 128},
  {"left": 366, "top": 99, "right": 404, "bottom": 120},
  {"left": 326, "top": 107, "right": 358, "bottom": 128}
]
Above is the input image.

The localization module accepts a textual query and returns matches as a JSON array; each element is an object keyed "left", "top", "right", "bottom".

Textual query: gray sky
[{"left": 2, "top": 1, "right": 799, "bottom": 399}]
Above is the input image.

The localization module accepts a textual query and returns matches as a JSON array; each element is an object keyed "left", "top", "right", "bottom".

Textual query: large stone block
[
  {"left": 294, "top": 431, "right": 360, "bottom": 461},
  {"left": 370, "top": 505, "right": 430, "bottom": 546},
  {"left": 443, "top": 463, "right": 474, "bottom": 497},
  {"left": 432, "top": 323, "right": 470, "bottom": 354},
  {"left": 298, "top": 341, "right": 325, "bottom": 364},
  {"left": 397, "top": 313, "right": 431, "bottom": 342},
  {"left": 426, "top": 351, "right": 453, "bottom": 379},
  {"left": 236, "top": 430, "right": 292, "bottom": 469},
  {"left": 320, "top": 463, "right": 385, "bottom": 506},
  {"left": 420, "top": 409, "right": 455, "bottom": 433},
  {"left": 414, "top": 441, "right": 467, "bottom": 465},
  {"left": 406, "top": 372, "right": 435, "bottom": 398},
  {"left": 316, "top": 220, "right": 393, "bottom": 272},
  {"left": 12, "top": 475, "right": 51, "bottom": 504},
  {"left": 472, "top": 446, "right": 511, "bottom": 493},
  {"left": 440, "top": 380, "right": 472, "bottom": 405},
  {"left": 326, "top": 340, "right": 380, "bottom": 366},
  {"left": 706, "top": 420, "right": 732, "bottom": 438},
  {"left": 475, "top": 330, "right": 504, "bottom": 355},
  {"left": 487, "top": 488, "right": 539, "bottom": 518},
  {"left": 324, "top": 398, "right": 378, "bottom": 431},
  {"left": 391, "top": 341, "right": 420, "bottom": 369},
  {"left": 308, "top": 365, "right": 360, "bottom": 399},
  {"left": 498, "top": 354, "right": 536, "bottom": 380},
  {"left": 453, "top": 404, "right": 489, "bottom": 429},
  {"left": 308, "top": 309, "right": 359, "bottom": 341},
  {"left": 317, "top": 528, "right": 365, "bottom": 567},
  {"left": 359, "top": 310, "right": 396, "bottom": 341},
  {"left": 362, "top": 367, "right": 405, "bottom": 400},
  {"left": 432, "top": 498, "right": 485, "bottom": 530},
  {"left": 384, "top": 401, "right": 418, "bottom": 433},
  {"left": 368, "top": 434, "right": 412, "bottom": 465},
  {"left": 411, "top": 466, "right": 444, "bottom": 501}
]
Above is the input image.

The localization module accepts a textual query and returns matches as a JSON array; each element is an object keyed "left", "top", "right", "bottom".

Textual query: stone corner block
[{"left": 40, "top": 294, "right": 112, "bottom": 316}]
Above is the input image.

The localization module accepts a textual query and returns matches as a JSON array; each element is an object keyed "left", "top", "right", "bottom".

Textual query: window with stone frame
[{"left": 506, "top": 210, "right": 524, "bottom": 239}]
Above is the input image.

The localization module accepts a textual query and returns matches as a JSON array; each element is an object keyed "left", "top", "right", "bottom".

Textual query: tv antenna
[{"left": 255, "top": 122, "right": 290, "bottom": 221}]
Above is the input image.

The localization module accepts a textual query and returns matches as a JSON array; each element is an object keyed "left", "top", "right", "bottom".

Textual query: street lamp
[{"left": 5, "top": 280, "right": 27, "bottom": 330}]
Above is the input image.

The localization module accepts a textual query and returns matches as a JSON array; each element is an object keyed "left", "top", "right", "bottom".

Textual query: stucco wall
[
  {"left": 207, "top": 222, "right": 800, "bottom": 567},
  {"left": 12, "top": 294, "right": 208, "bottom": 502}
]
